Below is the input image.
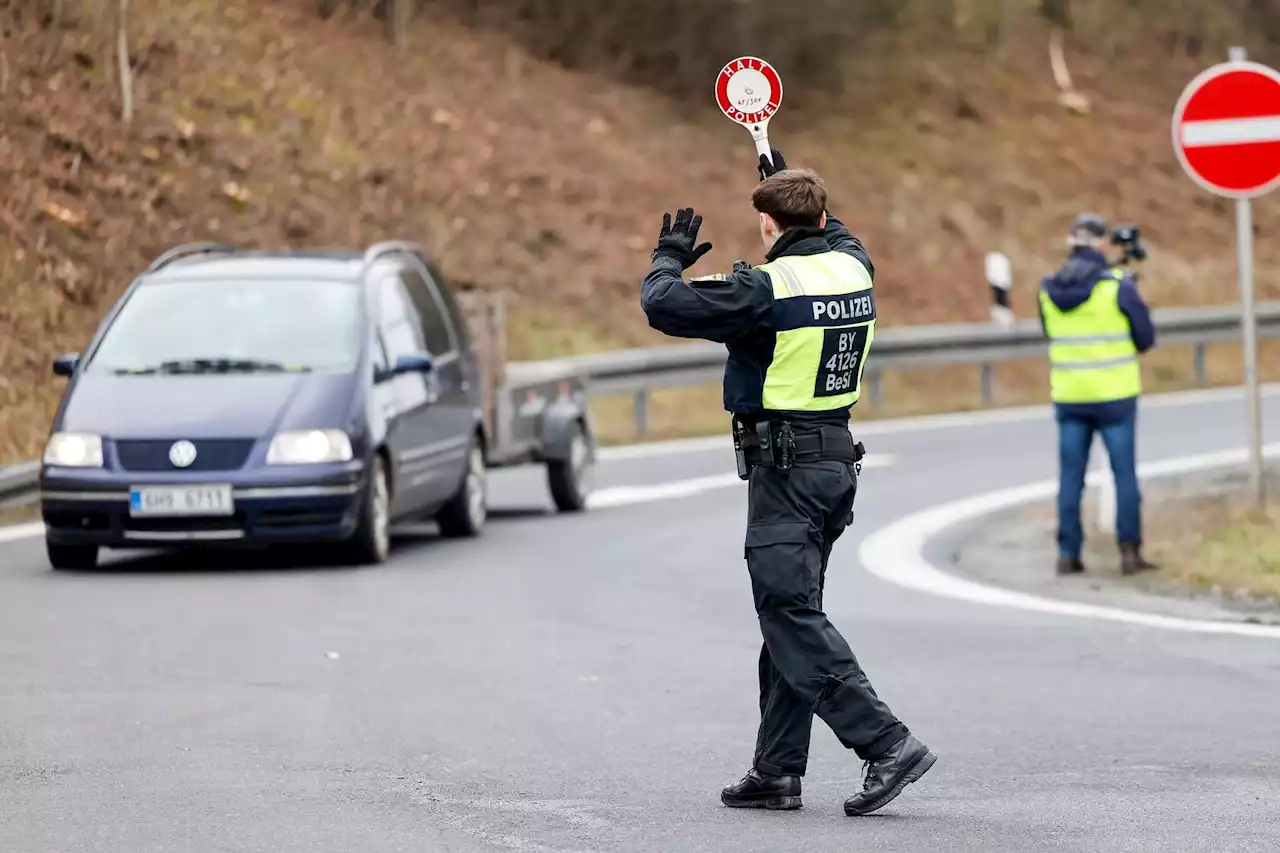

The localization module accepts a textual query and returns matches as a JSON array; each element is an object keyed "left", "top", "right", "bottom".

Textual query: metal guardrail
[
  {"left": 0, "top": 461, "right": 39, "bottom": 509},
  {"left": 509, "top": 301, "right": 1280, "bottom": 434},
  {"left": 3, "top": 301, "right": 1278, "bottom": 507}
]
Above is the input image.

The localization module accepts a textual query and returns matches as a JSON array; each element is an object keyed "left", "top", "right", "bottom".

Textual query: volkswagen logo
[{"left": 168, "top": 440, "right": 198, "bottom": 468}]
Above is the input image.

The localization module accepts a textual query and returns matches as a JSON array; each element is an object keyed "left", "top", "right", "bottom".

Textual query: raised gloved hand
[
  {"left": 757, "top": 148, "right": 789, "bottom": 180},
  {"left": 651, "top": 207, "right": 713, "bottom": 269}
]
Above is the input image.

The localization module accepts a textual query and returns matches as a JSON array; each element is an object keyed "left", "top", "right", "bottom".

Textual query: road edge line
[
  {"left": 597, "top": 383, "right": 1280, "bottom": 461},
  {"left": 857, "top": 443, "right": 1280, "bottom": 639},
  {"left": 0, "top": 521, "right": 47, "bottom": 545}
]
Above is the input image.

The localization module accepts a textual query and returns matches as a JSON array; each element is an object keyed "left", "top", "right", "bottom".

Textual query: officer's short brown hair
[{"left": 751, "top": 169, "right": 827, "bottom": 231}]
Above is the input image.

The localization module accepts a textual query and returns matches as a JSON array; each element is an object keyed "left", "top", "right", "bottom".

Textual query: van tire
[
  {"left": 344, "top": 454, "right": 391, "bottom": 565},
  {"left": 437, "top": 439, "right": 486, "bottom": 538},
  {"left": 47, "top": 541, "right": 99, "bottom": 571}
]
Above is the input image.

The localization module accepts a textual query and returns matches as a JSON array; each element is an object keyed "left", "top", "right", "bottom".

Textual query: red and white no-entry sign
[
  {"left": 1171, "top": 49, "right": 1271, "bottom": 508},
  {"left": 1172, "top": 60, "right": 1280, "bottom": 199},
  {"left": 715, "top": 56, "right": 784, "bottom": 162}
]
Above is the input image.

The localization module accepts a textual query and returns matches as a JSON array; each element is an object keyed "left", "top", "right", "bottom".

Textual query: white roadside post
[
  {"left": 1172, "top": 47, "right": 1277, "bottom": 507},
  {"left": 985, "top": 251, "right": 1015, "bottom": 328},
  {"left": 1094, "top": 439, "right": 1115, "bottom": 536}
]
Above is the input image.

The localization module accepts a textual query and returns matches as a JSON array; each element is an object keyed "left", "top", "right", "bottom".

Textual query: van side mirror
[
  {"left": 374, "top": 352, "right": 433, "bottom": 384},
  {"left": 394, "top": 352, "right": 434, "bottom": 376},
  {"left": 53, "top": 353, "right": 80, "bottom": 377}
]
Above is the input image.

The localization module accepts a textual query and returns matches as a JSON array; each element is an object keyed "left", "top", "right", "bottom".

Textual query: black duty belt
[{"left": 731, "top": 419, "right": 866, "bottom": 480}]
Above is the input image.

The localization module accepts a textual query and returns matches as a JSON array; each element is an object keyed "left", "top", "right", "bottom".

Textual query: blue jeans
[{"left": 1056, "top": 410, "right": 1142, "bottom": 559}]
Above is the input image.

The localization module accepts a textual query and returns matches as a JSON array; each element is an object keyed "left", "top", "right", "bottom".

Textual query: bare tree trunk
[
  {"left": 1041, "top": 0, "right": 1071, "bottom": 30},
  {"left": 41, "top": 0, "right": 66, "bottom": 69},
  {"left": 1049, "top": 26, "right": 1090, "bottom": 113},
  {"left": 998, "top": 0, "right": 1016, "bottom": 58},
  {"left": 388, "top": 0, "right": 411, "bottom": 50},
  {"left": 116, "top": 0, "right": 133, "bottom": 124}
]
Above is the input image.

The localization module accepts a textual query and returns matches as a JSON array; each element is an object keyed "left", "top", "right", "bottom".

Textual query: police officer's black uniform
[{"left": 639, "top": 150, "right": 936, "bottom": 816}]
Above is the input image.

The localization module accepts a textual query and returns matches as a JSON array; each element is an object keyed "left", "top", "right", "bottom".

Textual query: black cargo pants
[{"left": 744, "top": 456, "right": 909, "bottom": 777}]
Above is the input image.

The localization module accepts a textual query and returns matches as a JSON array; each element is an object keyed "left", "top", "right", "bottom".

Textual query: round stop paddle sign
[{"left": 715, "top": 56, "right": 784, "bottom": 162}]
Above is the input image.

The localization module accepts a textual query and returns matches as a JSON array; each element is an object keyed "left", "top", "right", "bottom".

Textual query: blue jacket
[{"left": 1038, "top": 247, "right": 1155, "bottom": 422}]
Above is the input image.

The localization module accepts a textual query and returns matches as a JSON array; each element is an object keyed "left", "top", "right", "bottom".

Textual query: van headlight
[
  {"left": 43, "top": 432, "right": 104, "bottom": 468},
  {"left": 266, "top": 429, "right": 353, "bottom": 465}
]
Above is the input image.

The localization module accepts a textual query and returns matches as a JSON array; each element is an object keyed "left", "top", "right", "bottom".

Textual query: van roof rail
[
  {"left": 147, "top": 243, "right": 239, "bottom": 273},
  {"left": 360, "top": 241, "right": 425, "bottom": 275}
]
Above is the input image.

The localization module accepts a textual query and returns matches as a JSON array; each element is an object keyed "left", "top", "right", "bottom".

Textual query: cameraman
[{"left": 1037, "top": 213, "right": 1157, "bottom": 576}]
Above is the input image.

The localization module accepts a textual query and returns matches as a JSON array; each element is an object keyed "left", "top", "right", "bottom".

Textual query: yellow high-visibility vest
[
  {"left": 754, "top": 252, "right": 876, "bottom": 412},
  {"left": 1039, "top": 279, "right": 1141, "bottom": 404}
]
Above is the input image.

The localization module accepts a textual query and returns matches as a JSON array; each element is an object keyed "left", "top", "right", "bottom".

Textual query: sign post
[
  {"left": 1172, "top": 46, "right": 1276, "bottom": 507},
  {"left": 716, "top": 57, "right": 784, "bottom": 165}
]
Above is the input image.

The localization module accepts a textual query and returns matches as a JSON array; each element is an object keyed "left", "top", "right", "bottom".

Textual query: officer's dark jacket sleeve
[
  {"left": 640, "top": 256, "right": 775, "bottom": 343},
  {"left": 822, "top": 213, "right": 875, "bottom": 281}
]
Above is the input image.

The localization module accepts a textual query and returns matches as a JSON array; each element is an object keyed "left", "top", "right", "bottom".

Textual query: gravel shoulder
[{"left": 947, "top": 463, "right": 1280, "bottom": 626}]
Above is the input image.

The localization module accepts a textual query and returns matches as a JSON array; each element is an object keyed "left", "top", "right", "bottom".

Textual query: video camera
[{"left": 1110, "top": 223, "right": 1148, "bottom": 265}]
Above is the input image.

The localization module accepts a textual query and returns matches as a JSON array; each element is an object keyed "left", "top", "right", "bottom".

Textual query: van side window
[
  {"left": 371, "top": 330, "right": 390, "bottom": 373},
  {"left": 399, "top": 267, "right": 456, "bottom": 357},
  {"left": 423, "top": 263, "right": 471, "bottom": 350},
  {"left": 377, "top": 275, "right": 427, "bottom": 360}
]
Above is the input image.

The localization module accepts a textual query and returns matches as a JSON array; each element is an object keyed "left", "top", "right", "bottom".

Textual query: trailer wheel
[{"left": 547, "top": 421, "right": 594, "bottom": 513}]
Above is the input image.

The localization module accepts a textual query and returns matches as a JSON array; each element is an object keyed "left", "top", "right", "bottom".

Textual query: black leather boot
[
  {"left": 720, "top": 768, "right": 802, "bottom": 810},
  {"left": 1120, "top": 543, "right": 1157, "bottom": 575},
  {"left": 1056, "top": 556, "right": 1085, "bottom": 575},
  {"left": 844, "top": 734, "right": 937, "bottom": 816}
]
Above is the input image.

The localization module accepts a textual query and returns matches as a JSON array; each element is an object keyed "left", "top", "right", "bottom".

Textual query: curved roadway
[{"left": 2, "top": 387, "right": 1279, "bottom": 852}]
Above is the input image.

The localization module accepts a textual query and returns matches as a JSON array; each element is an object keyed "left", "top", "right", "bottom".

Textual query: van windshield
[{"left": 87, "top": 278, "right": 363, "bottom": 374}]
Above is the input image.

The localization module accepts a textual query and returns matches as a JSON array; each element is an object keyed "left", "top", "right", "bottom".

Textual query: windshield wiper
[{"left": 114, "top": 358, "right": 309, "bottom": 375}]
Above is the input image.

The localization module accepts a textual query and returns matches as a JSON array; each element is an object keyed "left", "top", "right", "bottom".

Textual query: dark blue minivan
[{"left": 40, "top": 242, "right": 490, "bottom": 569}]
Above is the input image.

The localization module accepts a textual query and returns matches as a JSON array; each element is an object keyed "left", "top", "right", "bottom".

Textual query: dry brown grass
[
  {"left": 0, "top": 503, "right": 40, "bottom": 527},
  {"left": 5, "top": 0, "right": 1280, "bottom": 466},
  {"left": 1143, "top": 475, "right": 1280, "bottom": 602}
]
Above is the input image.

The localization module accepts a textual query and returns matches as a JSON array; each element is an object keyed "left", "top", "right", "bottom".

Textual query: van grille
[{"left": 114, "top": 439, "right": 255, "bottom": 472}]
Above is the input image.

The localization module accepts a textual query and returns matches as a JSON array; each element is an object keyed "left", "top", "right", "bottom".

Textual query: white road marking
[
  {"left": 586, "top": 454, "right": 894, "bottom": 509},
  {"left": 597, "top": 383, "right": 1280, "bottom": 461},
  {"left": 587, "top": 472, "right": 745, "bottom": 509},
  {"left": 1182, "top": 115, "right": 1280, "bottom": 147},
  {"left": 858, "top": 443, "right": 1280, "bottom": 639},
  {"left": 0, "top": 522, "right": 44, "bottom": 544}
]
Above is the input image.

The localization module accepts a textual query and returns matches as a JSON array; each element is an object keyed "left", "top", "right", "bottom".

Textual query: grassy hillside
[{"left": 3, "top": 0, "right": 1280, "bottom": 462}]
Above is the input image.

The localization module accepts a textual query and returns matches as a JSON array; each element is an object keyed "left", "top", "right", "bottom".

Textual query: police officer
[
  {"left": 1038, "top": 213, "right": 1157, "bottom": 575},
  {"left": 640, "top": 149, "right": 936, "bottom": 817}
]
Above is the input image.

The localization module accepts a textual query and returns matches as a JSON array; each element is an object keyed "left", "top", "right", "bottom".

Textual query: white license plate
[{"left": 129, "top": 485, "right": 234, "bottom": 517}]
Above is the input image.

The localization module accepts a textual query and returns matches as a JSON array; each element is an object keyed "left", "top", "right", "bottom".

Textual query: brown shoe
[
  {"left": 1120, "top": 544, "right": 1157, "bottom": 575},
  {"left": 1056, "top": 556, "right": 1085, "bottom": 575}
]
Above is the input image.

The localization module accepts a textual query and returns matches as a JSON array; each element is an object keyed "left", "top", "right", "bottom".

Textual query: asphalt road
[{"left": 3, "top": 388, "right": 1280, "bottom": 853}]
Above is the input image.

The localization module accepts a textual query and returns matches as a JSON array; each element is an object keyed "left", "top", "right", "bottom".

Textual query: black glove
[
  {"left": 651, "top": 207, "right": 712, "bottom": 269},
  {"left": 757, "top": 148, "right": 789, "bottom": 180}
]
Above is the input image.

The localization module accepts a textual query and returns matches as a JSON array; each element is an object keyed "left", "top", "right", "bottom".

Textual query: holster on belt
[{"left": 731, "top": 416, "right": 865, "bottom": 479}]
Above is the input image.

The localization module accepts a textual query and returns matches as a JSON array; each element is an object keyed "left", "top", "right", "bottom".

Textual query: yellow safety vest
[
  {"left": 1039, "top": 278, "right": 1141, "bottom": 404},
  {"left": 755, "top": 252, "right": 876, "bottom": 412}
]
